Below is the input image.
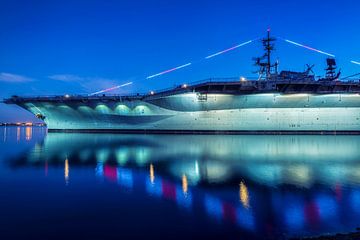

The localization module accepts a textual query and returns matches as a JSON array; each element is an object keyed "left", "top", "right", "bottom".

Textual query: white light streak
[
  {"left": 205, "top": 40, "right": 253, "bottom": 59},
  {"left": 89, "top": 81, "right": 133, "bottom": 96},
  {"left": 146, "top": 63, "right": 192, "bottom": 79},
  {"left": 284, "top": 39, "right": 335, "bottom": 58}
]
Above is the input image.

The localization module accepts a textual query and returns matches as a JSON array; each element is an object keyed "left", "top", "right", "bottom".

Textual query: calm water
[{"left": 1, "top": 127, "right": 360, "bottom": 239}]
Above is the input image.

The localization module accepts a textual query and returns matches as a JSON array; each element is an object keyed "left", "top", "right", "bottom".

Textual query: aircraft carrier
[{"left": 4, "top": 32, "right": 360, "bottom": 134}]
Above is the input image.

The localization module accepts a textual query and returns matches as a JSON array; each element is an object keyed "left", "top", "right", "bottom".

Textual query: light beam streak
[
  {"left": 146, "top": 63, "right": 192, "bottom": 79},
  {"left": 89, "top": 37, "right": 256, "bottom": 93},
  {"left": 351, "top": 60, "right": 360, "bottom": 65},
  {"left": 89, "top": 81, "right": 133, "bottom": 96},
  {"left": 205, "top": 40, "right": 253, "bottom": 59},
  {"left": 284, "top": 39, "right": 335, "bottom": 57}
]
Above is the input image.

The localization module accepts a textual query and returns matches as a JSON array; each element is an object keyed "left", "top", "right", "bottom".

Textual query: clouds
[
  {"left": 0, "top": 72, "right": 134, "bottom": 95},
  {"left": 0, "top": 73, "right": 33, "bottom": 83},
  {"left": 48, "top": 74, "right": 83, "bottom": 82}
]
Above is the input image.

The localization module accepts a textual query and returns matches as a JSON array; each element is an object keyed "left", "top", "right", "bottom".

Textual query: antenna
[
  {"left": 305, "top": 64, "right": 315, "bottom": 75},
  {"left": 325, "top": 58, "right": 341, "bottom": 80},
  {"left": 341, "top": 72, "right": 360, "bottom": 80},
  {"left": 264, "top": 29, "right": 272, "bottom": 77},
  {"left": 326, "top": 58, "right": 337, "bottom": 78},
  {"left": 254, "top": 29, "right": 277, "bottom": 80}
]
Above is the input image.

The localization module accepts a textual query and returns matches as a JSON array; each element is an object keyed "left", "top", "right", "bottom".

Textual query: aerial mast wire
[
  {"left": 254, "top": 29, "right": 277, "bottom": 80},
  {"left": 341, "top": 72, "right": 360, "bottom": 80}
]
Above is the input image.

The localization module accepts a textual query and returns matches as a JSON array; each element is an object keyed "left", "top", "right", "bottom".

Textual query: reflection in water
[
  {"left": 145, "top": 164, "right": 192, "bottom": 210},
  {"left": 239, "top": 181, "right": 250, "bottom": 209},
  {"left": 25, "top": 127, "right": 32, "bottom": 141},
  {"left": 17, "top": 127, "right": 20, "bottom": 142},
  {"left": 4, "top": 130, "right": 360, "bottom": 238},
  {"left": 182, "top": 174, "right": 188, "bottom": 194},
  {"left": 3, "top": 126, "right": 6, "bottom": 142},
  {"left": 149, "top": 164, "right": 155, "bottom": 184},
  {"left": 65, "top": 158, "right": 69, "bottom": 185},
  {"left": 96, "top": 148, "right": 110, "bottom": 163},
  {"left": 45, "top": 160, "right": 48, "bottom": 177},
  {"left": 116, "top": 148, "right": 129, "bottom": 165}
]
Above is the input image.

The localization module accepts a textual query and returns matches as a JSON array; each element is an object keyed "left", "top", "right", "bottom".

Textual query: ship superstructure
[{"left": 4, "top": 32, "right": 360, "bottom": 133}]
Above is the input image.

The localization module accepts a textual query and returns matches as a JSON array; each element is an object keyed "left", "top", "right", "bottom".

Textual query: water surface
[{"left": 1, "top": 126, "right": 360, "bottom": 239}]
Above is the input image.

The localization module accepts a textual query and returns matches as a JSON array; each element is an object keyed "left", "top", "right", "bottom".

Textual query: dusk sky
[{"left": 1, "top": 0, "right": 360, "bottom": 122}]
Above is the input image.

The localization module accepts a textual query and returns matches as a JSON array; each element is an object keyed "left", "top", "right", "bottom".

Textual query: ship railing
[
  {"left": 155, "top": 77, "right": 257, "bottom": 90},
  {"left": 6, "top": 77, "right": 255, "bottom": 101},
  {"left": 145, "top": 77, "right": 259, "bottom": 97},
  {"left": 6, "top": 93, "right": 147, "bottom": 102},
  {"left": 6, "top": 77, "right": 359, "bottom": 102},
  {"left": 186, "top": 77, "right": 259, "bottom": 85}
]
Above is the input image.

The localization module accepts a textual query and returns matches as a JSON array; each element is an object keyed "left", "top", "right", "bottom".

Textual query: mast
[
  {"left": 254, "top": 29, "right": 277, "bottom": 80},
  {"left": 265, "top": 29, "right": 272, "bottom": 77},
  {"left": 324, "top": 58, "right": 341, "bottom": 81},
  {"left": 325, "top": 58, "right": 336, "bottom": 78}
]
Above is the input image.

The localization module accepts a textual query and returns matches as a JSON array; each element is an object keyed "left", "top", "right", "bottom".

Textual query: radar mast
[{"left": 254, "top": 29, "right": 278, "bottom": 80}]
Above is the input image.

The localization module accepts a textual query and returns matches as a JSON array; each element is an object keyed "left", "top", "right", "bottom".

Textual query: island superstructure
[{"left": 4, "top": 32, "right": 360, "bottom": 133}]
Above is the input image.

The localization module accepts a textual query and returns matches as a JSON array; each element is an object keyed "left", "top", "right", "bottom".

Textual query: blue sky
[{"left": 1, "top": 0, "right": 360, "bottom": 122}]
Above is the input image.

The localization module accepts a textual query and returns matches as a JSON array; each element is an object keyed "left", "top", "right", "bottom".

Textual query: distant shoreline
[{"left": 0, "top": 123, "right": 46, "bottom": 127}]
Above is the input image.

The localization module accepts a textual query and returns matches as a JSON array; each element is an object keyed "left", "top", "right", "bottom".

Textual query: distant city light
[
  {"left": 240, "top": 77, "right": 246, "bottom": 82},
  {"left": 182, "top": 84, "right": 188, "bottom": 88},
  {"left": 283, "top": 39, "right": 335, "bottom": 58},
  {"left": 146, "top": 63, "right": 192, "bottom": 79},
  {"left": 64, "top": 94, "right": 70, "bottom": 98},
  {"left": 150, "top": 91, "right": 155, "bottom": 95}
]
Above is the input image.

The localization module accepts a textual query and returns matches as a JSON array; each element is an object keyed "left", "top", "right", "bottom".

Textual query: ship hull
[{"left": 17, "top": 93, "right": 360, "bottom": 133}]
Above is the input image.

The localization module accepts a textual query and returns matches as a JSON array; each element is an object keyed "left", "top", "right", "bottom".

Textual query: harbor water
[{"left": 1, "top": 126, "right": 360, "bottom": 239}]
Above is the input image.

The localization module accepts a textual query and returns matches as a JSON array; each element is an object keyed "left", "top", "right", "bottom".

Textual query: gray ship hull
[{"left": 17, "top": 92, "right": 360, "bottom": 133}]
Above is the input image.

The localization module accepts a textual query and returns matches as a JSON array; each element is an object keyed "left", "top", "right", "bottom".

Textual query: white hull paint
[{"left": 21, "top": 93, "right": 360, "bottom": 132}]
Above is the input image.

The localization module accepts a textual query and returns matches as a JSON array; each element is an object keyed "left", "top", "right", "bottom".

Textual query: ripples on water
[{"left": 1, "top": 126, "right": 360, "bottom": 239}]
